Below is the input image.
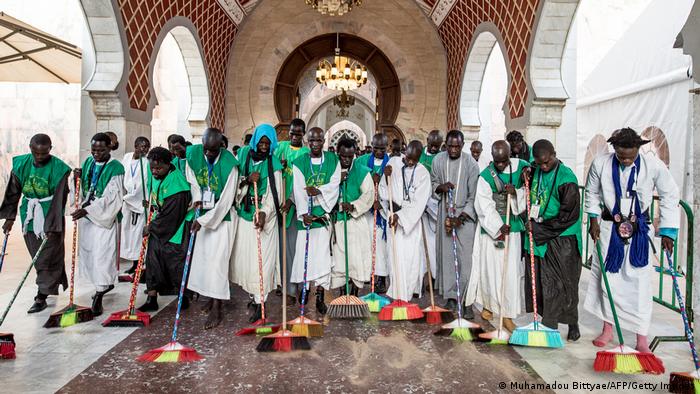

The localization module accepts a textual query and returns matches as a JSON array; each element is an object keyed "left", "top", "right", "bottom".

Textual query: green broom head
[
  {"left": 44, "top": 304, "right": 94, "bottom": 328},
  {"left": 102, "top": 310, "right": 151, "bottom": 327},
  {"left": 434, "top": 318, "right": 482, "bottom": 342},
  {"left": 593, "top": 345, "right": 664, "bottom": 374},
  {"left": 360, "top": 292, "right": 390, "bottom": 313},
  {"left": 509, "top": 322, "right": 563, "bottom": 348},
  {"left": 234, "top": 319, "right": 281, "bottom": 336},
  {"left": 327, "top": 295, "right": 370, "bottom": 319},
  {"left": 0, "top": 333, "right": 15, "bottom": 360},
  {"left": 378, "top": 300, "right": 424, "bottom": 321},
  {"left": 479, "top": 329, "right": 511, "bottom": 345},
  {"left": 669, "top": 370, "right": 700, "bottom": 393},
  {"left": 137, "top": 341, "right": 203, "bottom": 363},
  {"left": 287, "top": 316, "right": 323, "bottom": 338},
  {"left": 256, "top": 329, "right": 311, "bottom": 352}
]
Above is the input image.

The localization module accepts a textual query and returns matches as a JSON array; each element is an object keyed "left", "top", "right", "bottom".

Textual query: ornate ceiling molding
[
  {"left": 216, "top": 0, "right": 246, "bottom": 25},
  {"left": 430, "top": 0, "right": 457, "bottom": 26}
]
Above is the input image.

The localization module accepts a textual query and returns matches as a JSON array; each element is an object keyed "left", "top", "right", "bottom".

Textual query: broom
[
  {"left": 434, "top": 189, "right": 480, "bottom": 340},
  {"left": 660, "top": 250, "right": 700, "bottom": 391},
  {"left": 44, "top": 178, "right": 93, "bottom": 328},
  {"left": 288, "top": 196, "right": 323, "bottom": 337},
  {"left": 102, "top": 210, "right": 154, "bottom": 327},
  {"left": 360, "top": 184, "right": 390, "bottom": 312},
  {"left": 257, "top": 184, "right": 311, "bottom": 352},
  {"left": 378, "top": 172, "right": 423, "bottom": 321},
  {"left": 236, "top": 181, "right": 280, "bottom": 335},
  {"left": 138, "top": 209, "right": 203, "bottom": 362},
  {"left": 119, "top": 156, "right": 148, "bottom": 283},
  {"left": 509, "top": 175, "right": 563, "bottom": 348},
  {"left": 0, "top": 237, "right": 48, "bottom": 359},
  {"left": 479, "top": 194, "right": 512, "bottom": 344},
  {"left": 417, "top": 219, "right": 452, "bottom": 324},
  {"left": 328, "top": 181, "right": 370, "bottom": 319},
  {"left": 592, "top": 241, "right": 664, "bottom": 374},
  {"left": 0, "top": 232, "right": 8, "bottom": 273}
]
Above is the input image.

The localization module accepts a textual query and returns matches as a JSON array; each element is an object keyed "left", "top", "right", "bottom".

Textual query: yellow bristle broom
[{"left": 360, "top": 185, "right": 390, "bottom": 313}]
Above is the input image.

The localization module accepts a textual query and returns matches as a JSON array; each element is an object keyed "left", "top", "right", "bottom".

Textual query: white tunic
[
  {"left": 120, "top": 152, "right": 149, "bottom": 261},
  {"left": 584, "top": 152, "right": 679, "bottom": 335},
  {"left": 366, "top": 157, "right": 389, "bottom": 277},
  {"left": 185, "top": 156, "right": 239, "bottom": 300},
  {"left": 290, "top": 157, "right": 340, "bottom": 290},
  {"left": 331, "top": 169, "right": 374, "bottom": 289},
  {"left": 465, "top": 159, "right": 526, "bottom": 318},
  {"left": 379, "top": 157, "right": 431, "bottom": 301},
  {"left": 230, "top": 170, "right": 283, "bottom": 303}
]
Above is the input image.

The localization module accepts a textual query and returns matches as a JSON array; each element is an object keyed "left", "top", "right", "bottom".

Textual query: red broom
[
  {"left": 417, "top": 220, "right": 452, "bottom": 325},
  {"left": 44, "top": 178, "right": 93, "bottom": 328},
  {"left": 103, "top": 210, "right": 154, "bottom": 327},
  {"left": 592, "top": 242, "right": 664, "bottom": 374},
  {"left": 378, "top": 172, "right": 423, "bottom": 321},
  {"left": 0, "top": 237, "right": 49, "bottom": 359},
  {"left": 138, "top": 209, "right": 203, "bottom": 363},
  {"left": 236, "top": 181, "right": 280, "bottom": 336},
  {"left": 257, "top": 178, "right": 310, "bottom": 352}
]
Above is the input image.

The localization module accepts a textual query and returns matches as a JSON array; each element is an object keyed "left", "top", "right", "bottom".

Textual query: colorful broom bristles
[
  {"left": 361, "top": 186, "right": 390, "bottom": 313},
  {"left": 509, "top": 322, "right": 563, "bottom": 348},
  {"left": 361, "top": 292, "right": 391, "bottom": 313},
  {"left": 137, "top": 341, "right": 203, "bottom": 363},
  {"left": 288, "top": 316, "right": 324, "bottom": 338},
  {"left": 0, "top": 333, "right": 15, "bottom": 359},
  {"left": 594, "top": 345, "right": 664, "bottom": 374},
  {"left": 420, "top": 306, "right": 454, "bottom": 325},
  {"left": 378, "top": 300, "right": 424, "bottom": 321},
  {"left": 670, "top": 370, "right": 700, "bottom": 393},
  {"left": 434, "top": 318, "right": 482, "bottom": 342},
  {"left": 235, "top": 319, "right": 281, "bottom": 336}
]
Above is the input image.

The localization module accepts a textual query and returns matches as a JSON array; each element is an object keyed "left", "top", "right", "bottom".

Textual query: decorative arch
[
  {"left": 274, "top": 33, "right": 402, "bottom": 140},
  {"left": 326, "top": 120, "right": 366, "bottom": 148},
  {"left": 80, "top": 0, "right": 126, "bottom": 93}
]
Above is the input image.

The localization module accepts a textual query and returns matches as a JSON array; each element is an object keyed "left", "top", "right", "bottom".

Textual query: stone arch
[
  {"left": 305, "top": 91, "right": 377, "bottom": 129},
  {"left": 80, "top": 0, "right": 127, "bottom": 93},
  {"left": 326, "top": 120, "right": 366, "bottom": 149}
]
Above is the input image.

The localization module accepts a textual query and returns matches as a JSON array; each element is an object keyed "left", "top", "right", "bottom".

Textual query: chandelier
[
  {"left": 333, "top": 90, "right": 355, "bottom": 117},
  {"left": 305, "top": 0, "right": 362, "bottom": 16},
  {"left": 315, "top": 33, "right": 368, "bottom": 91}
]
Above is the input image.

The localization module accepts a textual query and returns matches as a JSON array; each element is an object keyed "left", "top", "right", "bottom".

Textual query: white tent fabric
[{"left": 0, "top": 12, "right": 81, "bottom": 83}]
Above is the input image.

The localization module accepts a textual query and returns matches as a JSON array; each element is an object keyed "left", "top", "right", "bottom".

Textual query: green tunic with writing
[
  {"left": 274, "top": 141, "right": 310, "bottom": 228},
  {"left": 293, "top": 151, "right": 338, "bottom": 230},
  {"left": 419, "top": 149, "right": 437, "bottom": 174},
  {"left": 236, "top": 146, "right": 283, "bottom": 222},
  {"left": 479, "top": 159, "right": 529, "bottom": 233},
  {"left": 336, "top": 161, "right": 370, "bottom": 221},
  {"left": 186, "top": 144, "right": 237, "bottom": 221}
]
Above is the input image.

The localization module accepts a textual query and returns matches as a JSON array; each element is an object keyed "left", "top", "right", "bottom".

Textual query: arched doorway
[{"left": 274, "top": 33, "right": 403, "bottom": 142}]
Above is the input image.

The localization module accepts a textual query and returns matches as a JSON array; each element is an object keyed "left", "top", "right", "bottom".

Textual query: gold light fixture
[
  {"left": 315, "top": 33, "right": 368, "bottom": 91},
  {"left": 333, "top": 90, "right": 355, "bottom": 117},
  {"left": 305, "top": 0, "right": 362, "bottom": 16}
]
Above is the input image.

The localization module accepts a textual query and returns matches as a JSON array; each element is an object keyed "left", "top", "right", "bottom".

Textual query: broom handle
[
  {"left": 0, "top": 232, "right": 8, "bottom": 273},
  {"left": 253, "top": 181, "right": 266, "bottom": 320},
  {"left": 370, "top": 184, "right": 378, "bottom": 293},
  {"left": 69, "top": 177, "right": 81, "bottom": 306},
  {"left": 420, "top": 220, "right": 435, "bottom": 309},
  {"left": 663, "top": 249, "right": 700, "bottom": 370},
  {"left": 497, "top": 194, "right": 512, "bottom": 336},
  {"left": 595, "top": 241, "right": 625, "bottom": 347},
  {"left": 139, "top": 156, "right": 148, "bottom": 217},
  {"left": 281, "top": 176, "right": 288, "bottom": 327},
  {"left": 300, "top": 196, "right": 312, "bottom": 319},
  {"left": 524, "top": 175, "right": 539, "bottom": 328},
  {"left": 387, "top": 174, "right": 402, "bottom": 301},
  {"left": 171, "top": 208, "right": 199, "bottom": 343},
  {"left": 127, "top": 210, "right": 154, "bottom": 315},
  {"left": 448, "top": 190, "right": 463, "bottom": 324},
  {"left": 342, "top": 181, "right": 350, "bottom": 296},
  {"left": 0, "top": 238, "right": 48, "bottom": 326}
]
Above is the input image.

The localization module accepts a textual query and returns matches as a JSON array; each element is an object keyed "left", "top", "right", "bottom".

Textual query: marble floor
[{"left": 0, "top": 223, "right": 694, "bottom": 393}]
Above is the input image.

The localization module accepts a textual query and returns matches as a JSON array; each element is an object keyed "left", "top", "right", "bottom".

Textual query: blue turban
[{"left": 249, "top": 123, "right": 278, "bottom": 153}]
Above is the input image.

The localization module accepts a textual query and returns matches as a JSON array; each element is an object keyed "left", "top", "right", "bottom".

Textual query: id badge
[
  {"left": 530, "top": 204, "right": 541, "bottom": 219},
  {"left": 202, "top": 189, "right": 215, "bottom": 210},
  {"left": 621, "top": 197, "right": 632, "bottom": 215}
]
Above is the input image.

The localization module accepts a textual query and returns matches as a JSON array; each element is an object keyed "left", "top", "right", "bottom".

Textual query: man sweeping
[
  {"left": 419, "top": 130, "right": 443, "bottom": 289},
  {"left": 230, "top": 124, "right": 283, "bottom": 322},
  {"left": 431, "top": 130, "right": 479, "bottom": 318},
  {"left": 330, "top": 137, "right": 374, "bottom": 295},
  {"left": 466, "top": 140, "right": 528, "bottom": 331},
  {"left": 137, "top": 147, "right": 192, "bottom": 312},
  {"left": 120, "top": 136, "right": 151, "bottom": 278},
  {"left": 168, "top": 134, "right": 188, "bottom": 175},
  {"left": 355, "top": 133, "right": 390, "bottom": 293},
  {"left": 0, "top": 133, "right": 71, "bottom": 313},
  {"left": 71, "top": 132, "right": 125, "bottom": 316},
  {"left": 379, "top": 141, "right": 431, "bottom": 302},
  {"left": 584, "top": 127, "right": 679, "bottom": 353},
  {"left": 274, "top": 118, "right": 309, "bottom": 301},
  {"left": 185, "top": 128, "right": 239, "bottom": 329},
  {"left": 290, "top": 127, "right": 340, "bottom": 314}
]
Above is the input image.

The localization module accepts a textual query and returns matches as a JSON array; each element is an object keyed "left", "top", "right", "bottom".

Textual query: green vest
[
  {"left": 479, "top": 159, "right": 529, "bottom": 233},
  {"left": 293, "top": 151, "right": 339, "bottom": 229},
  {"left": 148, "top": 168, "right": 191, "bottom": 244},
  {"left": 419, "top": 149, "right": 436, "bottom": 174},
  {"left": 336, "top": 161, "right": 370, "bottom": 221},
  {"left": 356, "top": 153, "right": 387, "bottom": 176},
  {"left": 12, "top": 154, "right": 71, "bottom": 232},
  {"left": 186, "top": 144, "right": 237, "bottom": 221},
  {"left": 525, "top": 162, "right": 582, "bottom": 257},
  {"left": 235, "top": 146, "right": 283, "bottom": 222},
  {"left": 273, "top": 141, "right": 310, "bottom": 228},
  {"left": 171, "top": 156, "right": 186, "bottom": 176}
]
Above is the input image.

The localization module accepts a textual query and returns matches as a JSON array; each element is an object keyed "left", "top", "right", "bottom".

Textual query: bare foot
[
  {"left": 593, "top": 328, "right": 613, "bottom": 347},
  {"left": 636, "top": 334, "right": 651, "bottom": 353},
  {"left": 481, "top": 308, "right": 493, "bottom": 321},
  {"left": 201, "top": 298, "right": 213, "bottom": 312},
  {"left": 502, "top": 318, "right": 516, "bottom": 332},
  {"left": 204, "top": 300, "right": 223, "bottom": 330}
]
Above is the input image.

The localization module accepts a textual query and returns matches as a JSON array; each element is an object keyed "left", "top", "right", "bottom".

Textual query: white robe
[
  {"left": 290, "top": 157, "right": 340, "bottom": 290},
  {"left": 185, "top": 156, "right": 239, "bottom": 300},
  {"left": 366, "top": 157, "right": 389, "bottom": 277},
  {"left": 379, "top": 157, "right": 431, "bottom": 301},
  {"left": 120, "top": 152, "right": 149, "bottom": 261},
  {"left": 584, "top": 153, "right": 680, "bottom": 335},
  {"left": 465, "top": 160, "right": 526, "bottom": 318},
  {"left": 331, "top": 170, "right": 374, "bottom": 289},
  {"left": 230, "top": 170, "right": 283, "bottom": 303},
  {"left": 70, "top": 161, "right": 124, "bottom": 291}
]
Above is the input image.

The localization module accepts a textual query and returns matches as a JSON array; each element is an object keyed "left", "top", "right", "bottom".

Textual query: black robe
[
  {"left": 524, "top": 182, "right": 582, "bottom": 328},
  {"left": 145, "top": 190, "right": 191, "bottom": 295},
  {"left": 0, "top": 172, "right": 69, "bottom": 295}
]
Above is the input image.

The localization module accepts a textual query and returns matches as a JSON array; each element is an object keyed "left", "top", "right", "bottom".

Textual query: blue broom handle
[
  {"left": 0, "top": 238, "right": 48, "bottom": 326},
  {"left": 448, "top": 190, "right": 462, "bottom": 322},
  {"left": 300, "top": 196, "right": 312, "bottom": 318},
  {"left": 0, "top": 232, "right": 8, "bottom": 272},
  {"left": 171, "top": 208, "right": 200, "bottom": 343},
  {"left": 665, "top": 249, "right": 700, "bottom": 370}
]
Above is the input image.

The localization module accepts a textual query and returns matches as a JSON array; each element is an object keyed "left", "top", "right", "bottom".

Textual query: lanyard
[
  {"left": 534, "top": 163, "right": 560, "bottom": 215},
  {"left": 205, "top": 158, "right": 215, "bottom": 190},
  {"left": 89, "top": 162, "right": 105, "bottom": 193},
  {"left": 309, "top": 154, "right": 324, "bottom": 185},
  {"left": 446, "top": 156, "right": 463, "bottom": 200},
  {"left": 130, "top": 160, "right": 139, "bottom": 178},
  {"left": 401, "top": 164, "right": 416, "bottom": 202}
]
